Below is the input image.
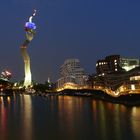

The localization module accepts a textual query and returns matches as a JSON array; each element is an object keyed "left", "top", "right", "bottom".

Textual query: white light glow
[{"left": 131, "top": 84, "right": 135, "bottom": 90}]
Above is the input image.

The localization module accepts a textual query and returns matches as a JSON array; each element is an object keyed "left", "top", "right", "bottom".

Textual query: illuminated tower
[{"left": 21, "top": 10, "right": 37, "bottom": 88}]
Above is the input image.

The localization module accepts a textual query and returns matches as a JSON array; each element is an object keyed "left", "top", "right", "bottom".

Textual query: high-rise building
[
  {"left": 120, "top": 58, "right": 139, "bottom": 71},
  {"left": 93, "top": 55, "right": 140, "bottom": 90},
  {"left": 96, "top": 55, "right": 139, "bottom": 74},
  {"left": 96, "top": 55, "right": 122, "bottom": 74},
  {"left": 57, "top": 59, "right": 87, "bottom": 89}
]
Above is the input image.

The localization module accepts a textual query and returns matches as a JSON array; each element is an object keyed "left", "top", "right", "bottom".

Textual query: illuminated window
[{"left": 131, "top": 84, "right": 135, "bottom": 90}]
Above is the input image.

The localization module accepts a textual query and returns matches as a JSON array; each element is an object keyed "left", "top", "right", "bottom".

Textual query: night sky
[{"left": 0, "top": 0, "right": 140, "bottom": 83}]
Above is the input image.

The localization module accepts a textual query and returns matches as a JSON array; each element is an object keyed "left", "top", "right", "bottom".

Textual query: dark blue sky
[{"left": 0, "top": 0, "right": 140, "bottom": 83}]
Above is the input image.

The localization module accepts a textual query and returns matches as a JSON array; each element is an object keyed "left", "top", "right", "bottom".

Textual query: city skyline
[{"left": 0, "top": 0, "right": 140, "bottom": 83}]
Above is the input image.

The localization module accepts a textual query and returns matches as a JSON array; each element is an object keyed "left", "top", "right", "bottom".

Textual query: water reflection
[
  {"left": 21, "top": 95, "right": 33, "bottom": 140},
  {"left": 0, "top": 96, "right": 7, "bottom": 140},
  {"left": 56, "top": 96, "right": 140, "bottom": 140},
  {"left": 0, "top": 95, "right": 33, "bottom": 140},
  {"left": 131, "top": 106, "right": 140, "bottom": 140},
  {"left": 0, "top": 94, "right": 140, "bottom": 140},
  {"left": 90, "top": 100, "right": 139, "bottom": 140},
  {"left": 57, "top": 96, "right": 89, "bottom": 139}
]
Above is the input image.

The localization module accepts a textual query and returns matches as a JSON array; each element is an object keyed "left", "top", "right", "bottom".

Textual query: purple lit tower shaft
[{"left": 21, "top": 10, "right": 36, "bottom": 88}]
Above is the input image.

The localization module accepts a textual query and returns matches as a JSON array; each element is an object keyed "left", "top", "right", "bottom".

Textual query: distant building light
[
  {"left": 122, "top": 66, "right": 138, "bottom": 71},
  {"left": 14, "top": 83, "right": 17, "bottom": 86},
  {"left": 130, "top": 76, "right": 140, "bottom": 81},
  {"left": 131, "top": 84, "right": 135, "bottom": 90},
  {"left": 113, "top": 91, "right": 119, "bottom": 96}
]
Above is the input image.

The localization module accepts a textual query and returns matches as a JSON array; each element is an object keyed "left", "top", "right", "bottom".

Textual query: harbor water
[{"left": 0, "top": 94, "right": 140, "bottom": 140}]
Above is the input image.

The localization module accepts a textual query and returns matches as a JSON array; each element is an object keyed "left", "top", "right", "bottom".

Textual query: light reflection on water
[
  {"left": 0, "top": 94, "right": 140, "bottom": 140},
  {"left": 0, "top": 96, "right": 6, "bottom": 140},
  {"left": 22, "top": 95, "right": 32, "bottom": 140}
]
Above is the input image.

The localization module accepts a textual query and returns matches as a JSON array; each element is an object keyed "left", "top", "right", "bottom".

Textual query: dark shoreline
[
  {"left": 55, "top": 89, "right": 140, "bottom": 106},
  {"left": 10, "top": 89, "right": 140, "bottom": 106}
]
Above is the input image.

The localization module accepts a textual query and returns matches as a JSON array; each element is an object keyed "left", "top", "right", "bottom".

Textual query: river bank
[
  {"left": 14, "top": 88, "right": 140, "bottom": 106},
  {"left": 43, "top": 89, "right": 140, "bottom": 106}
]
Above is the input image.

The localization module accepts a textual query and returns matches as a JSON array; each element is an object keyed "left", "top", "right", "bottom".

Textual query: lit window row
[{"left": 96, "top": 62, "right": 107, "bottom": 66}]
